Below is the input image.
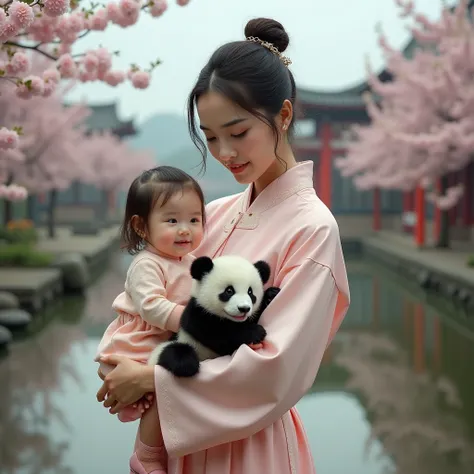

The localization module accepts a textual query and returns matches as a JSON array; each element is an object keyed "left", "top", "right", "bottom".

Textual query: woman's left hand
[{"left": 96, "top": 354, "right": 152, "bottom": 414}]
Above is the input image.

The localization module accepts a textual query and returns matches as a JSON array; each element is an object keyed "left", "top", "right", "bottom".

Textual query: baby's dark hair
[
  {"left": 187, "top": 17, "right": 296, "bottom": 170},
  {"left": 120, "top": 166, "right": 206, "bottom": 255}
]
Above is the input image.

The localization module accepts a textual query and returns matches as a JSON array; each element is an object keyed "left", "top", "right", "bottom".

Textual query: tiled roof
[{"left": 296, "top": 37, "right": 417, "bottom": 107}]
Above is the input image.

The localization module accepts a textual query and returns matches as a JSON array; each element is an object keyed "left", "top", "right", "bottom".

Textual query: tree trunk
[
  {"left": 101, "top": 189, "right": 108, "bottom": 222},
  {"left": 2, "top": 174, "right": 13, "bottom": 226},
  {"left": 26, "top": 195, "right": 35, "bottom": 221},
  {"left": 47, "top": 189, "right": 58, "bottom": 239},
  {"left": 436, "top": 175, "right": 450, "bottom": 248},
  {"left": 3, "top": 200, "right": 12, "bottom": 227}
]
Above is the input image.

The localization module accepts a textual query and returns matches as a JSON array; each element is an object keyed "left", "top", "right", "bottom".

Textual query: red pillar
[
  {"left": 312, "top": 156, "right": 318, "bottom": 190},
  {"left": 319, "top": 122, "right": 332, "bottom": 208},
  {"left": 373, "top": 188, "right": 381, "bottom": 231},
  {"left": 415, "top": 186, "right": 425, "bottom": 247},
  {"left": 413, "top": 303, "right": 426, "bottom": 374}
]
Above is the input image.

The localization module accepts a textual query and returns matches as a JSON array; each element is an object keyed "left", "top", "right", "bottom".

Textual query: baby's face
[{"left": 146, "top": 188, "right": 204, "bottom": 259}]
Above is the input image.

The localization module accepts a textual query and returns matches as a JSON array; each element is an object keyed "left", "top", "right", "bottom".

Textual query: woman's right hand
[{"left": 96, "top": 354, "right": 155, "bottom": 415}]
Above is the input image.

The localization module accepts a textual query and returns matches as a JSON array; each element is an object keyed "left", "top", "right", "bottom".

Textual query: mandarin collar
[
  {"left": 223, "top": 161, "right": 314, "bottom": 232},
  {"left": 241, "top": 160, "right": 314, "bottom": 214}
]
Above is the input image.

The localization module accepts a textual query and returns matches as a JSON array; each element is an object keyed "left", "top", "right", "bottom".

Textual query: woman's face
[{"left": 197, "top": 91, "right": 286, "bottom": 186}]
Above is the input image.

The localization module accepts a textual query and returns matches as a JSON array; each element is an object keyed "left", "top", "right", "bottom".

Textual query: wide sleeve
[
  {"left": 154, "top": 222, "right": 350, "bottom": 457},
  {"left": 128, "top": 259, "right": 181, "bottom": 331}
]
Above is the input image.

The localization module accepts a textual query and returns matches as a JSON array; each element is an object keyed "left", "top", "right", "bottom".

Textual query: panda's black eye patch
[
  {"left": 219, "top": 285, "right": 235, "bottom": 302},
  {"left": 248, "top": 287, "right": 256, "bottom": 304}
]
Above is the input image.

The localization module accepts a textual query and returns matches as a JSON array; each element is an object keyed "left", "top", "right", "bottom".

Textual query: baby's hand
[
  {"left": 248, "top": 342, "right": 263, "bottom": 350},
  {"left": 132, "top": 393, "right": 154, "bottom": 413}
]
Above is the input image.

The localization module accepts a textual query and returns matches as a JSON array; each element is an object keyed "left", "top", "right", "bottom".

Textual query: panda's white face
[{"left": 192, "top": 256, "right": 265, "bottom": 322}]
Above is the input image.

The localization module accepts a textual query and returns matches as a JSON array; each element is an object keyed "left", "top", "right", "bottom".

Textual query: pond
[{"left": 1, "top": 252, "right": 473, "bottom": 474}]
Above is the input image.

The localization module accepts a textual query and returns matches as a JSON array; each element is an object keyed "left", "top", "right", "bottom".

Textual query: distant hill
[
  {"left": 126, "top": 113, "right": 245, "bottom": 202},
  {"left": 128, "top": 113, "right": 190, "bottom": 157}
]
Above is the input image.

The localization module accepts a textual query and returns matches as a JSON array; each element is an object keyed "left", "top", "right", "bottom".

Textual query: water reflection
[
  {"left": 0, "top": 308, "right": 86, "bottom": 474},
  {"left": 0, "top": 254, "right": 473, "bottom": 474}
]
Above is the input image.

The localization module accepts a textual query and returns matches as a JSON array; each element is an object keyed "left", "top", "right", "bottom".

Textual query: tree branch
[
  {"left": 4, "top": 41, "right": 58, "bottom": 61},
  {"left": 0, "top": 76, "right": 19, "bottom": 86},
  {"left": 52, "top": 29, "right": 92, "bottom": 44}
]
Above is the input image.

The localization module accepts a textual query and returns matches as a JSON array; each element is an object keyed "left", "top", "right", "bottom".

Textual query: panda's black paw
[
  {"left": 247, "top": 323, "right": 267, "bottom": 345},
  {"left": 158, "top": 342, "right": 200, "bottom": 377},
  {"left": 263, "top": 286, "right": 280, "bottom": 306}
]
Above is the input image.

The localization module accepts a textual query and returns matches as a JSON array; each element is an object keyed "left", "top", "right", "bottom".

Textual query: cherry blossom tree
[
  {"left": 1, "top": 73, "right": 91, "bottom": 231},
  {"left": 0, "top": 0, "right": 191, "bottom": 198},
  {"left": 1, "top": 76, "right": 155, "bottom": 235},
  {"left": 80, "top": 129, "right": 155, "bottom": 221},
  {"left": 335, "top": 0, "right": 474, "bottom": 247}
]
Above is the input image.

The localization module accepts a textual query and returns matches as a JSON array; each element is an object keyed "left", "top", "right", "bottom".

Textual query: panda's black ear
[
  {"left": 254, "top": 260, "right": 271, "bottom": 285},
  {"left": 191, "top": 256, "right": 214, "bottom": 280}
]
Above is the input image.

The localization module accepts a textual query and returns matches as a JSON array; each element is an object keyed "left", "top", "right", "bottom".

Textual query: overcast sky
[{"left": 66, "top": 0, "right": 443, "bottom": 125}]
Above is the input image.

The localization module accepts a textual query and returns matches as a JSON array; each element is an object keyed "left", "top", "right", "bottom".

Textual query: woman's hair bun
[{"left": 244, "top": 18, "right": 290, "bottom": 53}]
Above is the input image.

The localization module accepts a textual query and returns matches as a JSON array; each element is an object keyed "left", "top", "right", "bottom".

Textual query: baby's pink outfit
[{"left": 95, "top": 248, "right": 194, "bottom": 422}]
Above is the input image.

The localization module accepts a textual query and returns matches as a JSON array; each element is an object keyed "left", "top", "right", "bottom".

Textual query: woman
[{"left": 97, "top": 17, "right": 350, "bottom": 474}]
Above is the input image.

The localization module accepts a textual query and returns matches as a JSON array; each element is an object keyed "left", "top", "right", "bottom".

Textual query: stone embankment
[
  {"left": 360, "top": 230, "right": 474, "bottom": 314},
  {"left": 0, "top": 225, "right": 120, "bottom": 352}
]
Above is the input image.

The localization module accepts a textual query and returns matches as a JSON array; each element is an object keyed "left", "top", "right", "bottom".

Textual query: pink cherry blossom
[
  {"left": 55, "top": 16, "right": 79, "bottom": 43},
  {"left": 58, "top": 42, "right": 72, "bottom": 55},
  {"left": 68, "top": 11, "right": 85, "bottom": 32},
  {"left": 0, "top": 0, "right": 193, "bottom": 156},
  {"left": 83, "top": 53, "right": 99, "bottom": 72},
  {"left": 0, "top": 9, "right": 7, "bottom": 26},
  {"left": 336, "top": 0, "right": 474, "bottom": 210},
  {"left": 8, "top": 1, "right": 34, "bottom": 29},
  {"left": 106, "top": 3, "right": 122, "bottom": 23},
  {"left": 5, "top": 52, "right": 30, "bottom": 75},
  {"left": 26, "top": 75, "right": 45, "bottom": 96},
  {"left": 149, "top": 0, "right": 168, "bottom": 17},
  {"left": 114, "top": 0, "right": 140, "bottom": 26},
  {"left": 15, "top": 83, "right": 32, "bottom": 99},
  {"left": 56, "top": 53, "right": 78, "bottom": 78},
  {"left": 0, "top": 127, "right": 19, "bottom": 150},
  {"left": 42, "top": 80, "right": 56, "bottom": 97},
  {"left": 0, "top": 18, "right": 19, "bottom": 42},
  {"left": 104, "top": 70, "right": 126, "bottom": 86},
  {"left": 43, "top": 68, "right": 61, "bottom": 84},
  {"left": 0, "top": 184, "right": 28, "bottom": 201},
  {"left": 78, "top": 68, "right": 98, "bottom": 82},
  {"left": 130, "top": 70, "right": 150, "bottom": 89},
  {"left": 27, "top": 16, "right": 57, "bottom": 43},
  {"left": 92, "top": 47, "right": 112, "bottom": 74},
  {"left": 42, "top": 0, "right": 70, "bottom": 17},
  {"left": 89, "top": 9, "right": 109, "bottom": 30}
]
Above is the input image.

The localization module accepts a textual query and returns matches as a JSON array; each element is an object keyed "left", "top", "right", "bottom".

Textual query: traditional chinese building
[
  {"left": 294, "top": 37, "right": 474, "bottom": 245},
  {"left": 67, "top": 102, "right": 136, "bottom": 210}
]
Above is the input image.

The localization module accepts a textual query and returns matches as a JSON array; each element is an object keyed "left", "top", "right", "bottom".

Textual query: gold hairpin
[{"left": 246, "top": 36, "right": 292, "bottom": 67}]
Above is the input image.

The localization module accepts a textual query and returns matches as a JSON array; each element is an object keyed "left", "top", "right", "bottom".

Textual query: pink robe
[{"left": 140, "top": 160, "right": 350, "bottom": 473}]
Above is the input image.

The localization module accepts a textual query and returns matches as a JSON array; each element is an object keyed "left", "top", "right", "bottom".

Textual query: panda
[{"left": 147, "top": 255, "right": 280, "bottom": 377}]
